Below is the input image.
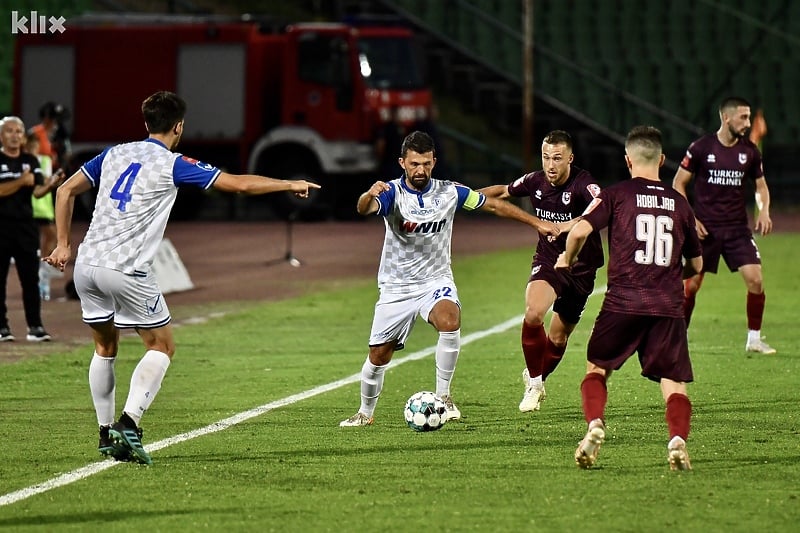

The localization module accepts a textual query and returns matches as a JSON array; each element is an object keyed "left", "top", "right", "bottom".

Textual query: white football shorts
[
  {"left": 369, "top": 278, "right": 460, "bottom": 350},
  {"left": 73, "top": 263, "right": 171, "bottom": 329}
]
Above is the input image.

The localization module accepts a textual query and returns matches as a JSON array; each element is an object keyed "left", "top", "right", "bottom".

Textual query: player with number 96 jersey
[{"left": 581, "top": 178, "right": 701, "bottom": 316}]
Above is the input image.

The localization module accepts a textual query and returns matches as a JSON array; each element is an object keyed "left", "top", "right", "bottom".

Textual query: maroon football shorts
[
  {"left": 586, "top": 310, "right": 693, "bottom": 383},
  {"left": 701, "top": 226, "right": 761, "bottom": 273},
  {"left": 529, "top": 260, "right": 597, "bottom": 325}
]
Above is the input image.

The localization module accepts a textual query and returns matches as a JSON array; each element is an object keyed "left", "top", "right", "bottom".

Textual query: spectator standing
[
  {"left": 25, "top": 134, "right": 65, "bottom": 300},
  {"left": 0, "top": 116, "right": 55, "bottom": 341}
]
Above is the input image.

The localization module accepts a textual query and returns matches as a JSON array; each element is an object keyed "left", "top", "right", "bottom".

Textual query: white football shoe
[
  {"left": 668, "top": 436, "right": 692, "bottom": 471},
  {"left": 575, "top": 418, "right": 605, "bottom": 469},
  {"left": 440, "top": 395, "right": 461, "bottom": 420},
  {"left": 520, "top": 368, "right": 546, "bottom": 412},
  {"left": 745, "top": 337, "right": 776, "bottom": 354},
  {"left": 339, "top": 412, "right": 374, "bottom": 427}
]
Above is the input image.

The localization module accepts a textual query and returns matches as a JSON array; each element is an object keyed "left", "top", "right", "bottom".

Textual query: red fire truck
[{"left": 13, "top": 14, "right": 432, "bottom": 217}]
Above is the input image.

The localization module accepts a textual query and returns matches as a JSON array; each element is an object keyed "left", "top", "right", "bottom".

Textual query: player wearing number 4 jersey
[
  {"left": 45, "top": 91, "right": 319, "bottom": 464},
  {"left": 556, "top": 126, "right": 702, "bottom": 471},
  {"left": 340, "top": 131, "right": 560, "bottom": 427}
]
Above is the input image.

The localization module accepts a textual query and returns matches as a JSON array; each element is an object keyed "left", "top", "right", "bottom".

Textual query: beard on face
[
  {"left": 405, "top": 170, "right": 430, "bottom": 190},
  {"left": 729, "top": 123, "right": 746, "bottom": 139}
]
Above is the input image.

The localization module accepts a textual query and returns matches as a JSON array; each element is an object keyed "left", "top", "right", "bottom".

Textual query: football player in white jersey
[
  {"left": 45, "top": 91, "right": 319, "bottom": 464},
  {"left": 340, "top": 131, "right": 560, "bottom": 427}
]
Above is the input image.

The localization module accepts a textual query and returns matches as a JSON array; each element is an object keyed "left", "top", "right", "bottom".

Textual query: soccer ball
[{"left": 403, "top": 391, "right": 448, "bottom": 432}]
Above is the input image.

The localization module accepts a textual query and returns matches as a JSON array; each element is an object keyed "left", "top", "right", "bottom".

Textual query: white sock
[
  {"left": 435, "top": 330, "right": 460, "bottom": 397},
  {"left": 748, "top": 329, "right": 761, "bottom": 343},
  {"left": 359, "top": 357, "right": 388, "bottom": 417},
  {"left": 123, "top": 350, "right": 171, "bottom": 426},
  {"left": 528, "top": 374, "right": 543, "bottom": 388},
  {"left": 89, "top": 353, "right": 116, "bottom": 427}
]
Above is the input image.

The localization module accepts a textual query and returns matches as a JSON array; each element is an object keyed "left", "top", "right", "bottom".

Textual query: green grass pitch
[{"left": 0, "top": 233, "right": 798, "bottom": 531}]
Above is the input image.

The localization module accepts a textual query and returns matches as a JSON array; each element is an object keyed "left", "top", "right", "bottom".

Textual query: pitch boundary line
[{"left": 0, "top": 286, "right": 605, "bottom": 507}]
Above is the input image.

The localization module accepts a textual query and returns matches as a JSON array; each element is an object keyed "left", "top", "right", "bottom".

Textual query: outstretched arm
[
  {"left": 477, "top": 184, "right": 510, "bottom": 200},
  {"left": 213, "top": 172, "right": 320, "bottom": 197},
  {"left": 555, "top": 216, "right": 584, "bottom": 234},
  {"left": 479, "top": 195, "right": 559, "bottom": 237}
]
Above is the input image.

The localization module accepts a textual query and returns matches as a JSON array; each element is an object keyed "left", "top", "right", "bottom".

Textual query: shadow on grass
[{"left": 0, "top": 508, "right": 207, "bottom": 528}]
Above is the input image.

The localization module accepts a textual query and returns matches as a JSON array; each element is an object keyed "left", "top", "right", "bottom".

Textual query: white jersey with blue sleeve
[
  {"left": 374, "top": 178, "right": 486, "bottom": 294},
  {"left": 76, "top": 138, "right": 220, "bottom": 275}
]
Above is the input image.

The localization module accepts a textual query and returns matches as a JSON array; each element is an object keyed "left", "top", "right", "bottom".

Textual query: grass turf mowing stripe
[{"left": 0, "top": 286, "right": 605, "bottom": 507}]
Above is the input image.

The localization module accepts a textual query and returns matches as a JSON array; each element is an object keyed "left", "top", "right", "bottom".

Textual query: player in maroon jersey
[
  {"left": 673, "top": 96, "right": 775, "bottom": 354},
  {"left": 556, "top": 126, "right": 702, "bottom": 471},
  {"left": 481, "top": 131, "right": 603, "bottom": 412}
]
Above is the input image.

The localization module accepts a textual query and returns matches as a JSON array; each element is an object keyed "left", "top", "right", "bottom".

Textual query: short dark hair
[
  {"left": 542, "top": 130, "right": 572, "bottom": 150},
  {"left": 39, "top": 101, "right": 67, "bottom": 120},
  {"left": 625, "top": 125, "right": 662, "bottom": 162},
  {"left": 142, "top": 91, "right": 186, "bottom": 134},
  {"left": 719, "top": 96, "right": 751, "bottom": 114},
  {"left": 400, "top": 130, "right": 435, "bottom": 158}
]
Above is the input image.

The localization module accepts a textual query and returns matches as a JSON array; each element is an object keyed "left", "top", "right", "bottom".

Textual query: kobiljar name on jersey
[
  {"left": 400, "top": 219, "right": 447, "bottom": 233},
  {"left": 636, "top": 194, "right": 675, "bottom": 211}
]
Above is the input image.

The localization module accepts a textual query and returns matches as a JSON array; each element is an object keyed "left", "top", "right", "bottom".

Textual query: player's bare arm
[
  {"left": 555, "top": 219, "right": 593, "bottom": 270},
  {"left": 480, "top": 195, "right": 559, "bottom": 237},
  {"left": 45, "top": 169, "right": 93, "bottom": 271},
  {"left": 213, "top": 172, "right": 320, "bottom": 197},
  {"left": 671, "top": 167, "right": 708, "bottom": 239},
  {"left": 477, "top": 184, "right": 510, "bottom": 199},
  {"left": 357, "top": 181, "right": 390, "bottom": 215},
  {"left": 671, "top": 167, "right": 692, "bottom": 200},
  {"left": 754, "top": 177, "right": 773, "bottom": 236},
  {"left": 555, "top": 216, "right": 583, "bottom": 234}
]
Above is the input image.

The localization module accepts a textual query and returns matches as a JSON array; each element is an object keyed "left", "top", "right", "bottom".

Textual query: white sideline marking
[{"left": 0, "top": 286, "right": 605, "bottom": 507}]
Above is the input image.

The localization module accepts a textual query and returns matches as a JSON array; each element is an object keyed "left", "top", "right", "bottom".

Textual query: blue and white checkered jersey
[
  {"left": 374, "top": 178, "right": 486, "bottom": 293},
  {"left": 76, "top": 138, "right": 220, "bottom": 275}
]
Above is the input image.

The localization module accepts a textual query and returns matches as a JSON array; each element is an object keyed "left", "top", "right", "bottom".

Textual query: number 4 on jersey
[{"left": 110, "top": 162, "right": 141, "bottom": 212}]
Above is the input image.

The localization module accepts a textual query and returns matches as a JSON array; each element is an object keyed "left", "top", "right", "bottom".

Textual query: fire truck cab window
[{"left": 297, "top": 33, "right": 350, "bottom": 87}]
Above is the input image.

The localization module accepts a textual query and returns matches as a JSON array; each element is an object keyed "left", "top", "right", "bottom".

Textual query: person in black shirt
[{"left": 0, "top": 116, "right": 57, "bottom": 341}]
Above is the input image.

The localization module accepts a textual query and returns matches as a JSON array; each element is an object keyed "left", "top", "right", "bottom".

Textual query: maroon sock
[
  {"left": 580, "top": 372, "right": 607, "bottom": 423},
  {"left": 746, "top": 291, "right": 765, "bottom": 331},
  {"left": 521, "top": 322, "right": 546, "bottom": 377},
  {"left": 665, "top": 393, "right": 692, "bottom": 441},
  {"left": 542, "top": 338, "right": 567, "bottom": 381}
]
